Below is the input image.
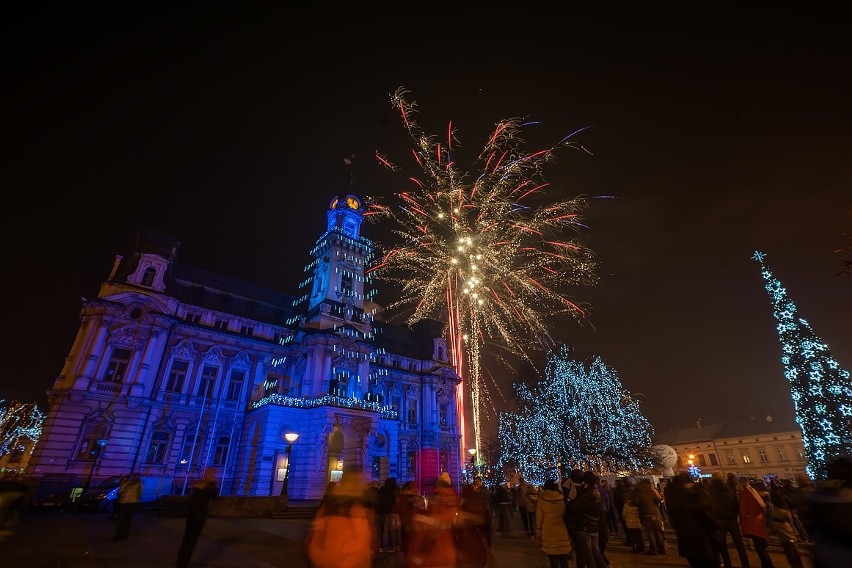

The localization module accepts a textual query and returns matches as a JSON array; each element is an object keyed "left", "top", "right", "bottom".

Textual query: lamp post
[
  {"left": 280, "top": 432, "right": 299, "bottom": 499},
  {"left": 83, "top": 438, "right": 109, "bottom": 491},
  {"left": 467, "top": 448, "right": 477, "bottom": 482}
]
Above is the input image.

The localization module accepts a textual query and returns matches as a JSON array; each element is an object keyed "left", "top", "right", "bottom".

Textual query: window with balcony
[
  {"left": 145, "top": 430, "right": 171, "bottom": 464},
  {"left": 165, "top": 360, "right": 188, "bottom": 393},
  {"left": 179, "top": 430, "right": 202, "bottom": 467},
  {"left": 103, "top": 347, "right": 132, "bottom": 383}
]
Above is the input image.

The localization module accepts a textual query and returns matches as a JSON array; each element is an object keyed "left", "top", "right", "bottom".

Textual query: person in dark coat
[
  {"left": 176, "top": 469, "right": 218, "bottom": 568},
  {"left": 664, "top": 473, "right": 721, "bottom": 568},
  {"left": 567, "top": 471, "right": 608, "bottom": 568},
  {"left": 378, "top": 477, "right": 401, "bottom": 552},
  {"left": 455, "top": 482, "right": 492, "bottom": 567},
  {"left": 611, "top": 478, "right": 630, "bottom": 546},
  {"left": 708, "top": 472, "right": 750, "bottom": 568}
]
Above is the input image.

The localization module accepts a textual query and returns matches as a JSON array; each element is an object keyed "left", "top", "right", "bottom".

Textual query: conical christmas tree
[{"left": 753, "top": 251, "right": 852, "bottom": 480}]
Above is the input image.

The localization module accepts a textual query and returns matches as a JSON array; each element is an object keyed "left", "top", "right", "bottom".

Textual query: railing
[
  {"left": 94, "top": 381, "right": 122, "bottom": 395},
  {"left": 252, "top": 393, "right": 398, "bottom": 419}
]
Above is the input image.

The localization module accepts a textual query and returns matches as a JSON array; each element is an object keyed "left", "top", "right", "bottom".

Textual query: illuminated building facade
[{"left": 28, "top": 195, "right": 462, "bottom": 498}]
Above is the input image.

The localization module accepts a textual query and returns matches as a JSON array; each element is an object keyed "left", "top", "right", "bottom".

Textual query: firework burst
[{"left": 365, "top": 87, "right": 600, "bottom": 456}]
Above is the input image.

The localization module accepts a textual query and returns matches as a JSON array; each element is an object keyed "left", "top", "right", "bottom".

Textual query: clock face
[{"left": 346, "top": 196, "right": 360, "bottom": 209}]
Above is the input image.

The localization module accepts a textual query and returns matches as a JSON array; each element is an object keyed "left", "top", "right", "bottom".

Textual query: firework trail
[{"left": 365, "top": 87, "right": 600, "bottom": 458}]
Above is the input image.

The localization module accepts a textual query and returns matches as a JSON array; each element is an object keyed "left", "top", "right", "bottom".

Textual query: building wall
[{"left": 27, "top": 195, "right": 462, "bottom": 498}]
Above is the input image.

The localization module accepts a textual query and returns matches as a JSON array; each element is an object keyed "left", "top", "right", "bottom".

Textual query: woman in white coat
[{"left": 535, "top": 478, "right": 574, "bottom": 568}]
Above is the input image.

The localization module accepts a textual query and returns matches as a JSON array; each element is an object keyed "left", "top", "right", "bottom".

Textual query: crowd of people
[{"left": 305, "top": 458, "right": 852, "bottom": 568}]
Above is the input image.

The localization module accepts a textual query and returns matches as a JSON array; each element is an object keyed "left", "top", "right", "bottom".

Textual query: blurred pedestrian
[
  {"left": 568, "top": 471, "right": 608, "bottom": 568},
  {"left": 708, "top": 471, "right": 750, "bottom": 568},
  {"left": 112, "top": 474, "right": 142, "bottom": 540},
  {"left": 516, "top": 477, "right": 532, "bottom": 534},
  {"left": 406, "top": 471, "right": 459, "bottom": 568},
  {"left": 535, "top": 478, "right": 573, "bottom": 568},
  {"left": 176, "top": 469, "right": 218, "bottom": 568},
  {"left": 0, "top": 473, "right": 28, "bottom": 542},
  {"left": 394, "top": 480, "right": 425, "bottom": 562},
  {"left": 665, "top": 473, "right": 721, "bottom": 568},
  {"left": 378, "top": 477, "right": 401, "bottom": 552},
  {"left": 306, "top": 467, "right": 375, "bottom": 568},
  {"left": 807, "top": 457, "right": 852, "bottom": 568},
  {"left": 635, "top": 477, "right": 667, "bottom": 555},
  {"left": 456, "top": 482, "right": 492, "bottom": 567},
  {"left": 622, "top": 487, "right": 644, "bottom": 553},
  {"left": 768, "top": 499, "right": 805, "bottom": 568}
]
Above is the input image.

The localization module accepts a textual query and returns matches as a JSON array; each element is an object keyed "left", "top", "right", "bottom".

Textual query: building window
[
  {"left": 213, "top": 436, "right": 230, "bottom": 465},
  {"left": 726, "top": 452, "right": 736, "bottom": 465},
  {"left": 698, "top": 454, "right": 707, "bottom": 467},
  {"left": 439, "top": 450, "right": 449, "bottom": 473},
  {"left": 391, "top": 396, "right": 401, "bottom": 418},
  {"left": 372, "top": 456, "right": 381, "bottom": 480},
  {"left": 145, "top": 431, "right": 171, "bottom": 464},
  {"left": 226, "top": 370, "right": 245, "bottom": 401},
  {"left": 709, "top": 453, "right": 719, "bottom": 466},
  {"left": 140, "top": 267, "right": 156, "bottom": 287},
  {"left": 76, "top": 422, "right": 108, "bottom": 461},
  {"left": 776, "top": 447, "right": 788, "bottom": 462},
  {"left": 214, "top": 319, "right": 228, "bottom": 331},
  {"left": 240, "top": 325, "right": 253, "bottom": 337},
  {"left": 407, "top": 450, "right": 416, "bottom": 475},
  {"left": 439, "top": 404, "right": 448, "bottom": 428},
  {"left": 264, "top": 374, "right": 280, "bottom": 397},
  {"left": 329, "top": 375, "right": 347, "bottom": 397},
  {"left": 8, "top": 446, "right": 25, "bottom": 463},
  {"left": 742, "top": 452, "right": 752, "bottom": 464},
  {"left": 103, "top": 347, "right": 132, "bottom": 383},
  {"left": 197, "top": 365, "right": 217, "bottom": 397},
  {"left": 407, "top": 400, "right": 418, "bottom": 424},
  {"left": 758, "top": 449, "right": 770, "bottom": 463},
  {"left": 165, "top": 360, "right": 188, "bottom": 393},
  {"left": 796, "top": 448, "right": 805, "bottom": 460},
  {"left": 340, "top": 272, "right": 353, "bottom": 296},
  {"left": 180, "top": 430, "right": 202, "bottom": 466},
  {"left": 185, "top": 312, "right": 201, "bottom": 324}
]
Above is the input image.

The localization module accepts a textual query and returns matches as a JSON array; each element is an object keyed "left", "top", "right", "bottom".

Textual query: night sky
[{"left": 3, "top": 4, "right": 850, "bottom": 439}]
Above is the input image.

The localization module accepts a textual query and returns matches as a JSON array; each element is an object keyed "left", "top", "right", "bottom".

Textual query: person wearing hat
[{"left": 406, "top": 471, "right": 459, "bottom": 568}]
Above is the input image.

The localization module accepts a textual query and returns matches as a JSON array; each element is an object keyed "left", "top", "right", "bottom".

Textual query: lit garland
[
  {"left": 365, "top": 87, "right": 600, "bottom": 458},
  {"left": 0, "top": 400, "right": 45, "bottom": 459},
  {"left": 753, "top": 251, "right": 852, "bottom": 480},
  {"left": 497, "top": 345, "right": 654, "bottom": 485}
]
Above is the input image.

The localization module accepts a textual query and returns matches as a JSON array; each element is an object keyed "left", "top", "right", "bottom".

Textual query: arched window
[
  {"left": 76, "top": 421, "right": 109, "bottom": 461},
  {"left": 140, "top": 267, "right": 156, "bottom": 287},
  {"left": 145, "top": 430, "right": 171, "bottom": 464}
]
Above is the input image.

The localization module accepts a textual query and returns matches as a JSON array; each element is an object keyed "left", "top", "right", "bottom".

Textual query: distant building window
[
  {"left": 407, "top": 450, "right": 416, "bottom": 475},
  {"left": 226, "top": 370, "right": 245, "bottom": 401},
  {"left": 709, "top": 453, "right": 719, "bottom": 466},
  {"left": 197, "top": 365, "right": 217, "bottom": 397},
  {"left": 76, "top": 422, "right": 108, "bottom": 461},
  {"left": 214, "top": 319, "right": 228, "bottom": 331},
  {"left": 698, "top": 454, "right": 707, "bottom": 467},
  {"left": 758, "top": 449, "right": 770, "bottom": 463},
  {"left": 407, "top": 400, "right": 418, "bottom": 424},
  {"left": 796, "top": 448, "right": 805, "bottom": 460},
  {"left": 439, "top": 450, "right": 449, "bottom": 473},
  {"left": 140, "top": 267, "right": 156, "bottom": 287},
  {"left": 103, "top": 348, "right": 132, "bottom": 383},
  {"left": 213, "top": 436, "right": 230, "bottom": 466},
  {"left": 439, "top": 404, "right": 448, "bottom": 428},
  {"left": 776, "top": 447, "right": 788, "bottom": 462},
  {"left": 165, "top": 360, "right": 188, "bottom": 392},
  {"left": 240, "top": 325, "right": 253, "bottom": 337},
  {"left": 145, "top": 431, "right": 171, "bottom": 464},
  {"left": 180, "top": 430, "right": 201, "bottom": 467},
  {"left": 371, "top": 456, "right": 381, "bottom": 480},
  {"left": 391, "top": 396, "right": 401, "bottom": 418},
  {"left": 329, "top": 375, "right": 347, "bottom": 398},
  {"left": 742, "top": 452, "right": 752, "bottom": 464},
  {"left": 185, "top": 312, "right": 201, "bottom": 324},
  {"left": 340, "top": 272, "right": 353, "bottom": 296},
  {"left": 726, "top": 452, "right": 736, "bottom": 465}
]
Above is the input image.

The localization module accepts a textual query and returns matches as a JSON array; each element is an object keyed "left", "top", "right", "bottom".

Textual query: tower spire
[{"left": 753, "top": 251, "right": 852, "bottom": 480}]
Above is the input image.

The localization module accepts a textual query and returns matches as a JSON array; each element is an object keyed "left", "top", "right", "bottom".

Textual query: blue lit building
[{"left": 28, "top": 195, "right": 462, "bottom": 498}]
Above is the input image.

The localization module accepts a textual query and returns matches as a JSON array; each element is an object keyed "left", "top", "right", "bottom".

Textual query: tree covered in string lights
[
  {"left": 0, "top": 400, "right": 45, "bottom": 461},
  {"left": 753, "top": 251, "right": 852, "bottom": 480},
  {"left": 498, "top": 346, "right": 654, "bottom": 485}
]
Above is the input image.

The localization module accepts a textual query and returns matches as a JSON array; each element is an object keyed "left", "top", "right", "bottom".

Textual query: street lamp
[
  {"left": 83, "top": 438, "right": 109, "bottom": 491},
  {"left": 467, "top": 448, "right": 477, "bottom": 482},
  {"left": 280, "top": 432, "right": 299, "bottom": 499}
]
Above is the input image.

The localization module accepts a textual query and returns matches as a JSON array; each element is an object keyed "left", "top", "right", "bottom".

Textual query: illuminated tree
[
  {"left": 0, "top": 400, "right": 45, "bottom": 459},
  {"left": 498, "top": 346, "right": 654, "bottom": 484},
  {"left": 753, "top": 251, "right": 852, "bottom": 480}
]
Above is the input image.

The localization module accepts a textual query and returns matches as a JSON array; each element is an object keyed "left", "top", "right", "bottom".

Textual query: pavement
[{"left": 1, "top": 506, "right": 814, "bottom": 568}]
